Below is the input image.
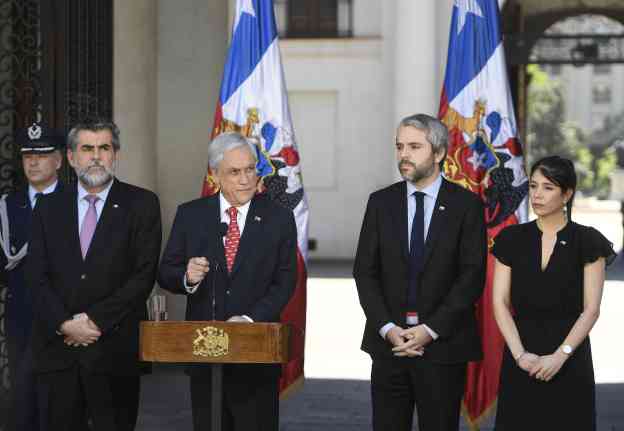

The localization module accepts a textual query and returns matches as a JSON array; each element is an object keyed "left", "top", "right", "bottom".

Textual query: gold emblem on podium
[{"left": 193, "top": 326, "right": 229, "bottom": 357}]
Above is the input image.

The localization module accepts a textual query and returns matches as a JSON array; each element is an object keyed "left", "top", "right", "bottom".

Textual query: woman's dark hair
[{"left": 530, "top": 155, "right": 577, "bottom": 219}]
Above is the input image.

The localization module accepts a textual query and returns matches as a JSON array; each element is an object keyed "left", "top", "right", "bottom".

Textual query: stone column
[
  {"left": 393, "top": 0, "right": 438, "bottom": 121},
  {"left": 384, "top": 0, "right": 439, "bottom": 180},
  {"left": 113, "top": 0, "right": 158, "bottom": 192}
]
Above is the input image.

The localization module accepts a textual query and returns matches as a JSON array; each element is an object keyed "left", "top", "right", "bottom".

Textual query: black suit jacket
[
  {"left": 158, "top": 193, "right": 297, "bottom": 323},
  {"left": 158, "top": 194, "right": 297, "bottom": 379},
  {"left": 353, "top": 178, "right": 487, "bottom": 364},
  {"left": 25, "top": 179, "right": 162, "bottom": 376}
]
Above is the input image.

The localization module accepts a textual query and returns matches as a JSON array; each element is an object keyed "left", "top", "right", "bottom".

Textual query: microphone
[
  {"left": 210, "top": 223, "right": 228, "bottom": 320},
  {"left": 211, "top": 259, "right": 220, "bottom": 321},
  {"left": 206, "top": 223, "right": 228, "bottom": 320}
]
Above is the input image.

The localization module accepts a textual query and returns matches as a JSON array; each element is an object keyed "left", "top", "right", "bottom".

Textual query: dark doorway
[{"left": 0, "top": 1, "right": 113, "bottom": 428}]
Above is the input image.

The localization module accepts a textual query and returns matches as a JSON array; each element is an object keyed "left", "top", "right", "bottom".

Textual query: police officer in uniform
[{"left": 0, "top": 122, "right": 64, "bottom": 430}]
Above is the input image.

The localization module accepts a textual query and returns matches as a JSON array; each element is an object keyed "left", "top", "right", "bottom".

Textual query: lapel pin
[
  {"left": 439, "top": 206, "right": 446, "bottom": 211},
  {"left": 254, "top": 216, "right": 262, "bottom": 222},
  {"left": 113, "top": 204, "right": 119, "bottom": 208}
]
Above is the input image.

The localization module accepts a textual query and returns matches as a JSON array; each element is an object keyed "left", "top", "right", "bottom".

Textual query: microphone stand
[{"left": 210, "top": 221, "right": 228, "bottom": 431}]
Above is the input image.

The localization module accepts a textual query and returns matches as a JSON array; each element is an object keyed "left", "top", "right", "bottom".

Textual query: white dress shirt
[
  {"left": 218, "top": 193, "right": 251, "bottom": 238},
  {"left": 380, "top": 175, "right": 443, "bottom": 341},
  {"left": 29, "top": 181, "right": 58, "bottom": 208},
  {"left": 77, "top": 180, "right": 114, "bottom": 230}
]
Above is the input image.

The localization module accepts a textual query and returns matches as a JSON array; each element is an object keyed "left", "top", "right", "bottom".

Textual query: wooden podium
[{"left": 140, "top": 321, "right": 290, "bottom": 430}]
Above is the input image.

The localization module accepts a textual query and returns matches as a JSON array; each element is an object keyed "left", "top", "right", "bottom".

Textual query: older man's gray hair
[
  {"left": 397, "top": 114, "right": 448, "bottom": 162},
  {"left": 208, "top": 132, "right": 258, "bottom": 171},
  {"left": 67, "top": 119, "right": 121, "bottom": 152}
]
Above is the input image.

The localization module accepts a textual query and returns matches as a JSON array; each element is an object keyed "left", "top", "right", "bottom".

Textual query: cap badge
[{"left": 27, "top": 123, "right": 42, "bottom": 140}]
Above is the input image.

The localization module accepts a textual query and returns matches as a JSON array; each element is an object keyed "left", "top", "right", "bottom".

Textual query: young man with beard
[
  {"left": 353, "top": 114, "right": 487, "bottom": 431},
  {"left": 1, "top": 123, "right": 64, "bottom": 431},
  {"left": 25, "top": 120, "right": 162, "bottom": 431}
]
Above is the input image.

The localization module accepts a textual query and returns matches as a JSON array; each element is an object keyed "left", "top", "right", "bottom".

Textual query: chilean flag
[
  {"left": 203, "top": 0, "right": 310, "bottom": 396},
  {"left": 438, "top": 0, "right": 528, "bottom": 428}
]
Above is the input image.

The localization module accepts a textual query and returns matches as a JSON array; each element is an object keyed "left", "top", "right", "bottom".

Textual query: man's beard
[
  {"left": 398, "top": 156, "right": 436, "bottom": 183},
  {"left": 75, "top": 162, "right": 115, "bottom": 189}
]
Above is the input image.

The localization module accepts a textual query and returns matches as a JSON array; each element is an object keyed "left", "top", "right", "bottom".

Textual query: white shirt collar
[
  {"left": 77, "top": 178, "right": 114, "bottom": 204},
  {"left": 406, "top": 173, "right": 443, "bottom": 199},
  {"left": 219, "top": 192, "right": 252, "bottom": 219},
  {"left": 29, "top": 180, "right": 58, "bottom": 206}
]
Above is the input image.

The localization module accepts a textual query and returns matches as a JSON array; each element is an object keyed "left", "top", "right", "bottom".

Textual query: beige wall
[
  {"left": 281, "top": 39, "right": 389, "bottom": 259},
  {"left": 156, "top": 0, "right": 228, "bottom": 238},
  {"left": 115, "top": 0, "right": 228, "bottom": 232},
  {"left": 113, "top": 0, "right": 158, "bottom": 191}
]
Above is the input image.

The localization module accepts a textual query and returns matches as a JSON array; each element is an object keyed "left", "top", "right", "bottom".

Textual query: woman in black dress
[{"left": 492, "top": 156, "right": 615, "bottom": 430}]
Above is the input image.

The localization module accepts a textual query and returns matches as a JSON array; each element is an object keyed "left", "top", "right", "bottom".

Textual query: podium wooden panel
[
  {"left": 140, "top": 321, "right": 290, "bottom": 364},
  {"left": 140, "top": 321, "right": 290, "bottom": 430}
]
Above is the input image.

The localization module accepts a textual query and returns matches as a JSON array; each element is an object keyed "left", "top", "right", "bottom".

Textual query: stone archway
[{"left": 501, "top": 0, "right": 624, "bottom": 140}]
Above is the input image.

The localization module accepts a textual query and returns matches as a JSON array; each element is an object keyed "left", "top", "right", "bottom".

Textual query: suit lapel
[
  {"left": 390, "top": 182, "right": 409, "bottom": 263},
  {"left": 423, "top": 179, "right": 452, "bottom": 266},
  {"left": 230, "top": 196, "right": 264, "bottom": 276},
  {"left": 11, "top": 190, "right": 32, "bottom": 248},
  {"left": 64, "top": 184, "right": 84, "bottom": 264},
  {"left": 16, "top": 189, "right": 31, "bottom": 212},
  {"left": 202, "top": 196, "right": 226, "bottom": 270}
]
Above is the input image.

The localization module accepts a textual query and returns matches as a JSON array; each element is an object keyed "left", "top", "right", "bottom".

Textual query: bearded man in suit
[
  {"left": 25, "top": 119, "right": 162, "bottom": 431},
  {"left": 353, "top": 114, "right": 487, "bottom": 431}
]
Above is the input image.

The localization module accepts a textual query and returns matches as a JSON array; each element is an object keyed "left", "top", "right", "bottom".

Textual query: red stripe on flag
[
  {"left": 279, "top": 249, "right": 307, "bottom": 397},
  {"left": 438, "top": 89, "right": 449, "bottom": 119},
  {"left": 202, "top": 102, "right": 223, "bottom": 197},
  {"left": 462, "top": 217, "right": 518, "bottom": 428}
]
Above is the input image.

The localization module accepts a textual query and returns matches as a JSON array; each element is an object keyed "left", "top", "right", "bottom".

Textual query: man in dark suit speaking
[
  {"left": 25, "top": 120, "right": 162, "bottom": 431},
  {"left": 158, "top": 131, "right": 297, "bottom": 431},
  {"left": 353, "top": 114, "right": 487, "bottom": 431}
]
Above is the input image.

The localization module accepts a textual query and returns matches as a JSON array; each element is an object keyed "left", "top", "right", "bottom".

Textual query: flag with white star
[
  {"left": 438, "top": 0, "right": 528, "bottom": 428},
  {"left": 204, "top": 0, "right": 309, "bottom": 398}
]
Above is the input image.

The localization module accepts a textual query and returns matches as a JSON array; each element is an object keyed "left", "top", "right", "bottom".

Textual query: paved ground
[
  {"left": 137, "top": 207, "right": 624, "bottom": 430},
  {"left": 138, "top": 261, "right": 624, "bottom": 431}
]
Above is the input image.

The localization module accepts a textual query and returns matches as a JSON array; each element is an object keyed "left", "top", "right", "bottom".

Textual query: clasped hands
[
  {"left": 517, "top": 351, "right": 568, "bottom": 382},
  {"left": 388, "top": 325, "right": 433, "bottom": 357},
  {"left": 60, "top": 313, "right": 101, "bottom": 347}
]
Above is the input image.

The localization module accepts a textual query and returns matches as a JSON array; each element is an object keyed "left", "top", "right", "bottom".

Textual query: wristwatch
[{"left": 560, "top": 344, "right": 573, "bottom": 355}]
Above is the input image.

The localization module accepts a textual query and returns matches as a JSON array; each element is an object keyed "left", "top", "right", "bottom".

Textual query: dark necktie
[
  {"left": 33, "top": 192, "right": 43, "bottom": 207},
  {"left": 224, "top": 207, "right": 241, "bottom": 273},
  {"left": 407, "top": 191, "right": 425, "bottom": 317}
]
